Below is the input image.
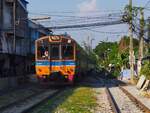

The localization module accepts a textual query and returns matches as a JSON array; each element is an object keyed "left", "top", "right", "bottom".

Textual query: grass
[
  {"left": 140, "top": 91, "right": 150, "bottom": 98},
  {"left": 31, "top": 87, "right": 97, "bottom": 113}
]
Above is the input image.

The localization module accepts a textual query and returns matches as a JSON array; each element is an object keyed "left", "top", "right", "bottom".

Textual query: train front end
[{"left": 35, "top": 35, "right": 76, "bottom": 84}]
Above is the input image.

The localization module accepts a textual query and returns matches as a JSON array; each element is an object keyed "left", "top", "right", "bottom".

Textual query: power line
[
  {"left": 40, "top": 17, "right": 123, "bottom": 27},
  {"left": 47, "top": 20, "right": 125, "bottom": 30},
  {"left": 29, "top": 9, "right": 123, "bottom": 15},
  {"left": 54, "top": 27, "right": 127, "bottom": 35},
  {"left": 29, "top": 12, "right": 124, "bottom": 19},
  {"left": 144, "top": 0, "right": 150, "bottom": 8},
  {"left": 83, "top": 28, "right": 127, "bottom": 34},
  {"left": 29, "top": 11, "right": 125, "bottom": 29}
]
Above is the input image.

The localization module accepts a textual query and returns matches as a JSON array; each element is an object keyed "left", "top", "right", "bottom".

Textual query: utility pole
[
  {"left": 148, "top": 17, "right": 150, "bottom": 43},
  {"left": 87, "top": 36, "right": 90, "bottom": 54},
  {"left": 90, "top": 38, "right": 95, "bottom": 51},
  {"left": 129, "top": 0, "right": 135, "bottom": 83},
  {"left": 138, "top": 8, "right": 144, "bottom": 76},
  {"left": 13, "top": 0, "right": 16, "bottom": 53}
]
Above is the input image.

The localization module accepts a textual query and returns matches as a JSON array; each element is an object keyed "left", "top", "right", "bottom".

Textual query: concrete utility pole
[
  {"left": 148, "top": 17, "right": 150, "bottom": 42},
  {"left": 129, "top": 0, "right": 135, "bottom": 83},
  {"left": 90, "top": 38, "right": 95, "bottom": 51},
  {"left": 138, "top": 8, "right": 144, "bottom": 76},
  {"left": 87, "top": 36, "right": 90, "bottom": 53},
  {"left": 13, "top": 0, "right": 16, "bottom": 53}
]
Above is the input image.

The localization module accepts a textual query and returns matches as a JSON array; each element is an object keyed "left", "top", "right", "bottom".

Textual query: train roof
[{"left": 36, "top": 35, "right": 76, "bottom": 43}]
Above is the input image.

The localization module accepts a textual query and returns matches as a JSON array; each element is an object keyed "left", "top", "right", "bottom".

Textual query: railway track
[
  {"left": 105, "top": 87, "right": 121, "bottom": 113},
  {"left": 0, "top": 88, "right": 65, "bottom": 113},
  {"left": 119, "top": 86, "right": 150, "bottom": 113},
  {"left": 0, "top": 88, "right": 46, "bottom": 111},
  {"left": 106, "top": 85, "right": 150, "bottom": 113}
]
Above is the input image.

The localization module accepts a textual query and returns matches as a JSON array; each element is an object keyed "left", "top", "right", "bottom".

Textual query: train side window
[{"left": 62, "top": 45, "right": 74, "bottom": 59}]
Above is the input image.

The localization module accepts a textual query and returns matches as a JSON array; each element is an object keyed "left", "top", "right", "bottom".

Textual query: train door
[{"left": 49, "top": 43, "right": 61, "bottom": 72}]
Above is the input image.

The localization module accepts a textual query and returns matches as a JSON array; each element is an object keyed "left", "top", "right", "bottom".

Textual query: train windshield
[
  {"left": 37, "top": 39, "right": 49, "bottom": 60},
  {"left": 62, "top": 45, "right": 74, "bottom": 60},
  {"left": 50, "top": 44, "right": 60, "bottom": 60}
]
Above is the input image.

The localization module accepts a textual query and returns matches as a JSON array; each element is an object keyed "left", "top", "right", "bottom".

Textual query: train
[{"left": 35, "top": 34, "right": 96, "bottom": 84}]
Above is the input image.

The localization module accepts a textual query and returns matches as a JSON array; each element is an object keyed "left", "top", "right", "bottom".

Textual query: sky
[{"left": 27, "top": 0, "right": 150, "bottom": 48}]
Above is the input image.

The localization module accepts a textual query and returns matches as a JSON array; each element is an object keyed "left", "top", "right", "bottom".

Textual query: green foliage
[
  {"left": 140, "top": 61, "right": 150, "bottom": 80},
  {"left": 94, "top": 35, "right": 140, "bottom": 77},
  {"left": 112, "top": 70, "right": 120, "bottom": 77},
  {"left": 88, "top": 52, "right": 101, "bottom": 70},
  {"left": 119, "top": 36, "right": 139, "bottom": 52},
  {"left": 55, "top": 87, "right": 97, "bottom": 113},
  {"left": 118, "top": 36, "right": 139, "bottom": 68},
  {"left": 94, "top": 42, "right": 119, "bottom": 66},
  {"left": 94, "top": 41, "right": 121, "bottom": 77},
  {"left": 30, "top": 88, "right": 97, "bottom": 113}
]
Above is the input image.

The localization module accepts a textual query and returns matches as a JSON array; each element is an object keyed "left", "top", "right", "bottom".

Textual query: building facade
[
  {"left": 28, "top": 20, "right": 51, "bottom": 55},
  {"left": 0, "top": 0, "right": 29, "bottom": 55},
  {"left": 0, "top": 0, "right": 51, "bottom": 89}
]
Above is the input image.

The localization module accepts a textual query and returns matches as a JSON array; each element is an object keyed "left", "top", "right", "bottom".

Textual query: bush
[
  {"left": 140, "top": 61, "right": 150, "bottom": 80},
  {"left": 112, "top": 70, "right": 120, "bottom": 78}
]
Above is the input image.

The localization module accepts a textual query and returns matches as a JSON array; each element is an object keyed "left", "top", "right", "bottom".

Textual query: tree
[
  {"left": 94, "top": 41, "right": 120, "bottom": 77},
  {"left": 118, "top": 36, "right": 139, "bottom": 68},
  {"left": 94, "top": 36, "right": 139, "bottom": 78}
]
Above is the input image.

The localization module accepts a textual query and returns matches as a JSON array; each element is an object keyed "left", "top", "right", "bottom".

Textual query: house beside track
[{"left": 0, "top": 0, "right": 51, "bottom": 89}]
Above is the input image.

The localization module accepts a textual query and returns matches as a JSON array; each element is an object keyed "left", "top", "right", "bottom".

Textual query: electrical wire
[{"left": 144, "top": 0, "right": 150, "bottom": 9}]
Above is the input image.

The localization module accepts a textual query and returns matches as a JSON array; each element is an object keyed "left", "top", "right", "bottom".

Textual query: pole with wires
[
  {"left": 13, "top": 0, "right": 16, "bottom": 53},
  {"left": 138, "top": 8, "right": 144, "bottom": 76},
  {"left": 129, "top": 0, "right": 135, "bottom": 84}
]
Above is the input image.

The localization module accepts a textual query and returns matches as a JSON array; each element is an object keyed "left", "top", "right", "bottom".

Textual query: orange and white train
[{"left": 35, "top": 35, "right": 95, "bottom": 84}]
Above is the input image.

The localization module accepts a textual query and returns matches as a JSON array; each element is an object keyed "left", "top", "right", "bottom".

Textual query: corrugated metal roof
[{"left": 17, "top": 0, "right": 28, "bottom": 12}]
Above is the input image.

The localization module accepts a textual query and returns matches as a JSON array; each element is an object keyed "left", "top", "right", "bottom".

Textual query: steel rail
[
  {"left": 0, "top": 89, "right": 46, "bottom": 112},
  {"left": 105, "top": 87, "right": 121, "bottom": 113},
  {"left": 0, "top": 88, "right": 65, "bottom": 113},
  {"left": 119, "top": 86, "right": 150, "bottom": 113},
  {"left": 21, "top": 89, "right": 63, "bottom": 113}
]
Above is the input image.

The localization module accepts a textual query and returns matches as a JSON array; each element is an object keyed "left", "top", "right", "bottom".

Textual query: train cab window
[
  {"left": 62, "top": 45, "right": 74, "bottom": 59},
  {"left": 50, "top": 44, "right": 60, "bottom": 60},
  {"left": 37, "top": 40, "right": 49, "bottom": 60}
]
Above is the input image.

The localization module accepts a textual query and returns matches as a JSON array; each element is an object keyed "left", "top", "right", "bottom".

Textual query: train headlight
[
  {"left": 50, "top": 36, "right": 61, "bottom": 41},
  {"left": 68, "top": 39, "right": 71, "bottom": 43}
]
